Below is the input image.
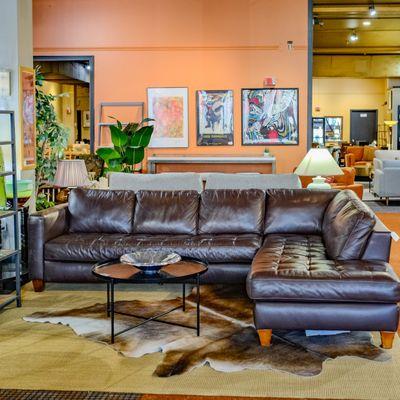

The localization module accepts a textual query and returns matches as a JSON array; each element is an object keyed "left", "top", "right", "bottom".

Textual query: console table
[{"left": 147, "top": 155, "right": 276, "bottom": 174}]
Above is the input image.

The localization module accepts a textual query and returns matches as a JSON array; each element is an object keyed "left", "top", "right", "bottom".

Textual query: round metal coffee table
[{"left": 92, "top": 258, "right": 208, "bottom": 343}]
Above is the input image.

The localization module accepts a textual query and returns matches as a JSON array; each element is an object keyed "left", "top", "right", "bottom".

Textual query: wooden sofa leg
[
  {"left": 380, "top": 331, "right": 395, "bottom": 349},
  {"left": 257, "top": 329, "right": 272, "bottom": 347},
  {"left": 32, "top": 279, "right": 45, "bottom": 292}
]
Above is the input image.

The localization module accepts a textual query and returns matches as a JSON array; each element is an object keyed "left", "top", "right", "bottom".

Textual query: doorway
[
  {"left": 350, "top": 110, "right": 378, "bottom": 145},
  {"left": 33, "top": 55, "right": 95, "bottom": 153}
]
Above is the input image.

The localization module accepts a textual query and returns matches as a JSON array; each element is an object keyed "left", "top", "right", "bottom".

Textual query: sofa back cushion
[
  {"left": 199, "top": 189, "right": 265, "bottom": 234},
  {"left": 205, "top": 173, "right": 301, "bottom": 190},
  {"left": 133, "top": 190, "right": 199, "bottom": 234},
  {"left": 362, "top": 146, "right": 376, "bottom": 162},
  {"left": 68, "top": 189, "right": 136, "bottom": 234},
  {"left": 109, "top": 172, "right": 203, "bottom": 192},
  {"left": 323, "top": 190, "right": 376, "bottom": 260},
  {"left": 264, "top": 189, "right": 338, "bottom": 235},
  {"left": 375, "top": 149, "right": 400, "bottom": 161},
  {"left": 347, "top": 146, "right": 364, "bottom": 162}
]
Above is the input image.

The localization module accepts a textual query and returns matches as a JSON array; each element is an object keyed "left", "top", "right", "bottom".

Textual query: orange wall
[{"left": 33, "top": 0, "right": 309, "bottom": 173}]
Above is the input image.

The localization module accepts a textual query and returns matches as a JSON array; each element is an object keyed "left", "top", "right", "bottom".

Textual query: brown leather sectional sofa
[{"left": 28, "top": 188, "right": 400, "bottom": 348}]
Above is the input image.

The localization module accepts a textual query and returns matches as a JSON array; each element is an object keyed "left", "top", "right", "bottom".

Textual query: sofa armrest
[
  {"left": 373, "top": 158, "right": 383, "bottom": 171},
  {"left": 362, "top": 217, "right": 392, "bottom": 262},
  {"left": 28, "top": 203, "right": 69, "bottom": 281},
  {"left": 345, "top": 153, "right": 355, "bottom": 167}
]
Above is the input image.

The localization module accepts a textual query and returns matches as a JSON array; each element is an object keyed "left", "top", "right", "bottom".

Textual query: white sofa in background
[
  {"left": 109, "top": 172, "right": 203, "bottom": 192},
  {"left": 373, "top": 150, "right": 400, "bottom": 205},
  {"left": 109, "top": 172, "right": 302, "bottom": 192},
  {"left": 374, "top": 150, "right": 400, "bottom": 160},
  {"left": 204, "top": 173, "right": 301, "bottom": 190}
]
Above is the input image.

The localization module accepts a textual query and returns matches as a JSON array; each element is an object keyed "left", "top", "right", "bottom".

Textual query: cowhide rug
[{"left": 24, "top": 285, "right": 390, "bottom": 377}]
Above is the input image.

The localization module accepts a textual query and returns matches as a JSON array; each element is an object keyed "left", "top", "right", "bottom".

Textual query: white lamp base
[{"left": 307, "top": 176, "right": 331, "bottom": 190}]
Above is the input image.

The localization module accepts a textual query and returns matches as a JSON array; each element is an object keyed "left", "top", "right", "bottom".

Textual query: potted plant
[
  {"left": 35, "top": 67, "right": 70, "bottom": 210},
  {"left": 96, "top": 117, "right": 154, "bottom": 174}
]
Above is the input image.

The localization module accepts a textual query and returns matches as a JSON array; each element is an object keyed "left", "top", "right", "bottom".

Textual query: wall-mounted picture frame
[
  {"left": 324, "top": 116, "right": 343, "bottom": 143},
  {"left": 147, "top": 87, "right": 188, "bottom": 148},
  {"left": 242, "top": 88, "right": 299, "bottom": 146},
  {"left": 312, "top": 117, "right": 325, "bottom": 146},
  {"left": 19, "top": 66, "right": 36, "bottom": 170},
  {"left": 82, "top": 110, "right": 90, "bottom": 128},
  {"left": 196, "top": 90, "right": 233, "bottom": 146}
]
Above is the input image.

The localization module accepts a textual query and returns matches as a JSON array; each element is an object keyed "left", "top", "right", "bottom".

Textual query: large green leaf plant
[
  {"left": 96, "top": 117, "right": 154, "bottom": 173},
  {"left": 35, "top": 67, "right": 70, "bottom": 189}
]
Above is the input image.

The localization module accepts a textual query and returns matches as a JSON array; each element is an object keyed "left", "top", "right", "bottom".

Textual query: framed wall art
[
  {"left": 196, "top": 90, "right": 233, "bottom": 146},
  {"left": 19, "top": 67, "right": 36, "bottom": 170},
  {"left": 242, "top": 88, "right": 299, "bottom": 146},
  {"left": 324, "top": 116, "right": 343, "bottom": 143},
  {"left": 147, "top": 87, "right": 188, "bottom": 148}
]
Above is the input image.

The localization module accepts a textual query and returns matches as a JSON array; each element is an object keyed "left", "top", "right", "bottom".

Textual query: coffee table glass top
[{"left": 92, "top": 258, "right": 207, "bottom": 283}]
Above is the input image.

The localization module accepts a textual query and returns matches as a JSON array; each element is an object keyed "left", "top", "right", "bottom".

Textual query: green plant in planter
[
  {"left": 96, "top": 117, "right": 154, "bottom": 174},
  {"left": 35, "top": 67, "right": 70, "bottom": 189}
]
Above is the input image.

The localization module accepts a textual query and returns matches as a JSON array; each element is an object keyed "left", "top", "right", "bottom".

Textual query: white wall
[{"left": 0, "top": 0, "right": 33, "bottom": 180}]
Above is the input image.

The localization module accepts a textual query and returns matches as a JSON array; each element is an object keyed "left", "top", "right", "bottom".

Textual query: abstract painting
[
  {"left": 242, "top": 88, "right": 299, "bottom": 145},
  {"left": 197, "top": 90, "right": 233, "bottom": 146},
  {"left": 19, "top": 67, "right": 36, "bottom": 169},
  {"left": 147, "top": 87, "right": 188, "bottom": 148}
]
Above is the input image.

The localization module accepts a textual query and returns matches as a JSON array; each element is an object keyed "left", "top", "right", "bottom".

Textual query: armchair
[
  {"left": 345, "top": 146, "right": 376, "bottom": 177},
  {"left": 298, "top": 167, "right": 363, "bottom": 199},
  {"left": 373, "top": 154, "right": 400, "bottom": 205}
]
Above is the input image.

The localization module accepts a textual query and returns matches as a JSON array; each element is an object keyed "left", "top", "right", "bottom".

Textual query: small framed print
[
  {"left": 19, "top": 67, "right": 36, "bottom": 170},
  {"left": 147, "top": 87, "right": 188, "bottom": 148},
  {"left": 196, "top": 90, "right": 233, "bottom": 146},
  {"left": 242, "top": 88, "right": 299, "bottom": 146}
]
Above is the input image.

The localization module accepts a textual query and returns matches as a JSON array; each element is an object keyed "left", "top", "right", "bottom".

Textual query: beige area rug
[
  {"left": 1, "top": 283, "right": 400, "bottom": 399},
  {"left": 23, "top": 285, "right": 389, "bottom": 378}
]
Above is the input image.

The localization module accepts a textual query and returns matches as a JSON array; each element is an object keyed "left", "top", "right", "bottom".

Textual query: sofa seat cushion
[
  {"left": 45, "top": 233, "right": 262, "bottom": 263},
  {"left": 247, "top": 234, "right": 400, "bottom": 303}
]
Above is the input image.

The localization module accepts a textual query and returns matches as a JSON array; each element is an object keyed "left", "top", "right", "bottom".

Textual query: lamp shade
[
  {"left": 295, "top": 149, "right": 343, "bottom": 177},
  {"left": 384, "top": 120, "right": 398, "bottom": 128},
  {"left": 53, "top": 159, "right": 90, "bottom": 187}
]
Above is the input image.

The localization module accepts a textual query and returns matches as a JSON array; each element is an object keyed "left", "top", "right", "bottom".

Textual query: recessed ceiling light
[
  {"left": 369, "top": 4, "right": 377, "bottom": 16},
  {"left": 363, "top": 20, "right": 371, "bottom": 26}
]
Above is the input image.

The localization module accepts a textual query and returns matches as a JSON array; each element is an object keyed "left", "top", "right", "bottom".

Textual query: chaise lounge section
[{"left": 247, "top": 189, "right": 400, "bottom": 349}]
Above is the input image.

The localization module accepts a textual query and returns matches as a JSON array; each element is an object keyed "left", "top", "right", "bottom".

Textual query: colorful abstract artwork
[
  {"left": 242, "top": 88, "right": 299, "bottom": 145},
  {"left": 20, "top": 67, "right": 36, "bottom": 169},
  {"left": 197, "top": 90, "right": 233, "bottom": 146},
  {"left": 147, "top": 88, "right": 188, "bottom": 148}
]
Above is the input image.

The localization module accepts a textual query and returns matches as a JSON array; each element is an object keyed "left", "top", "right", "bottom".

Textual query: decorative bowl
[{"left": 120, "top": 250, "right": 181, "bottom": 274}]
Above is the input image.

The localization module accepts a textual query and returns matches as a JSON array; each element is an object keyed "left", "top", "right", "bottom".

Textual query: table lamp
[
  {"left": 53, "top": 159, "right": 90, "bottom": 202},
  {"left": 295, "top": 148, "right": 343, "bottom": 189}
]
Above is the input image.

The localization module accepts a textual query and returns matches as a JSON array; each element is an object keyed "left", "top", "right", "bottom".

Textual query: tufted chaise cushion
[{"left": 247, "top": 234, "right": 400, "bottom": 303}]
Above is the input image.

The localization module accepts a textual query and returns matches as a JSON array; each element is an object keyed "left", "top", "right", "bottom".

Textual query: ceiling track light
[
  {"left": 313, "top": 16, "right": 324, "bottom": 27},
  {"left": 369, "top": 3, "right": 377, "bottom": 16},
  {"left": 349, "top": 30, "right": 359, "bottom": 42}
]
